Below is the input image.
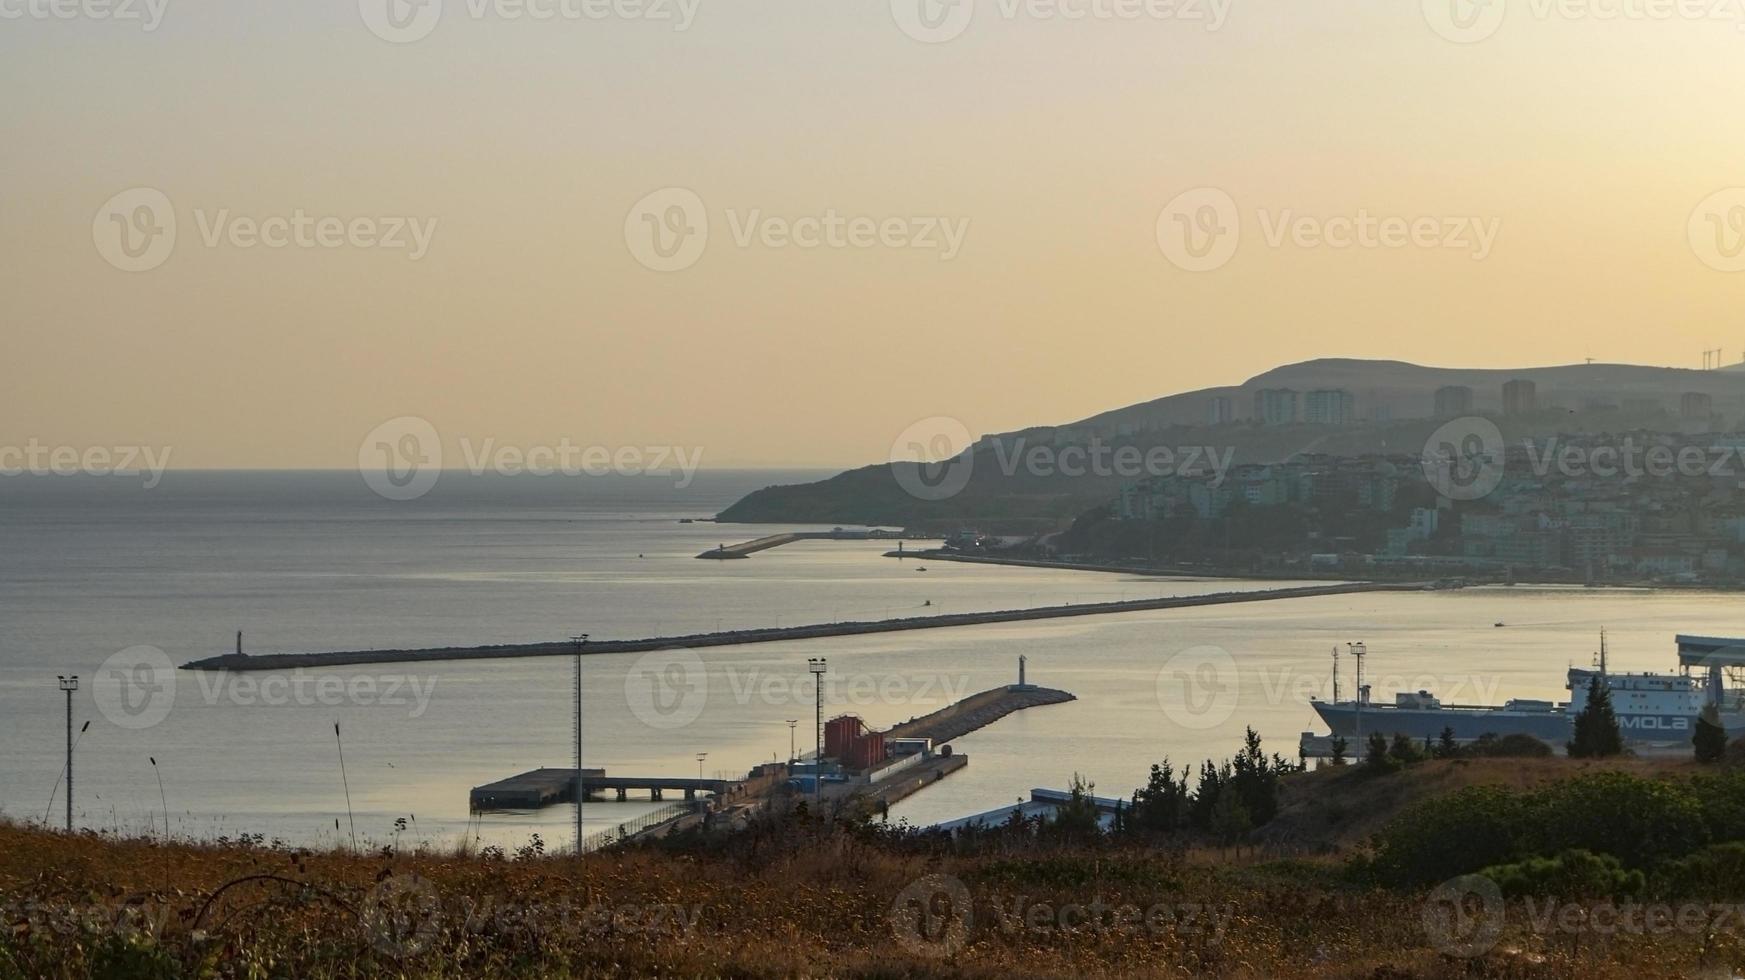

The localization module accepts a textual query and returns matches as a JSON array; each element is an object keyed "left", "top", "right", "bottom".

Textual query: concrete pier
[
  {"left": 697, "top": 529, "right": 939, "bottom": 559},
  {"left": 697, "top": 533, "right": 802, "bottom": 559},
  {"left": 468, "top": 768, "right": 735, "bottom": 811}
]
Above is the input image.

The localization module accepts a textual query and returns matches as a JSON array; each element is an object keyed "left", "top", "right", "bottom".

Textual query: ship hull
[
  {"left": 1312, "top": 702, "right": 1745, "bottom": 744},
  {"left": 1312, "top": 702, "right": 1571, "bottom": 742}
]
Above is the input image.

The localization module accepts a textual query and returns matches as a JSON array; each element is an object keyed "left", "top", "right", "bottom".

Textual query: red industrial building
[{"left": 823, "top": 714, "right": 888, "bottom": 771}]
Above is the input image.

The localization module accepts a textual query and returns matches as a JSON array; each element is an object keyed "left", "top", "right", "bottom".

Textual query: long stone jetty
[
  {"left": 885, "top": 685, "right": 1077, "bottom": 745},
  {"left": 181, "top": 581, "right": 1425, "bottom": 673}
]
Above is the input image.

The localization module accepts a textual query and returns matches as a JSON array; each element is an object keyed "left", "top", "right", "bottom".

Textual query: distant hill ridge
[
  {"left": 717, "top": 358, "right": 1745, "bottom": 528},
  {"left": 1055, "top": 357, "right": 1745, "bottom": 435}
]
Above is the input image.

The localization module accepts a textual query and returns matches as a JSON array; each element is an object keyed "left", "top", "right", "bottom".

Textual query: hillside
[
  {"left": 718, "top": 358, "right": 1745, "bottom": 529},
  {"left": 1069, "top": 358, "right": 1745, "bottom": 434}
]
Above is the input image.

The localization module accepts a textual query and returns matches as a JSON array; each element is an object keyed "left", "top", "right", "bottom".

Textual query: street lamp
[
  {"left": 696, "top": 752, "right": 708, "bottom": 779},
  {"left": 57, "top": 675, "right": 77, "bottom": 832},
  {"left": 785, "top": 719, "right": 798, "bottom": 766},
  {"left": 807, "top": 658, "right": 827, "bottom": 805},
  {"left": 571, "top": 634, "right": 588, "bottom": 856}
]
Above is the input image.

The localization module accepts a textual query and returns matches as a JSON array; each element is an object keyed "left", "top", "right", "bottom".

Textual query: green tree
[
  {"left": 1228, "top": 727, "right": 1290, "bottom": 825},
  {"left": 1362, "top": 732, "right": 1399, "bottom": 775},
  {"left": 1568, "top": 674, "right": 1624, "bottom": 758},
  {"left": 1209, "top": 786, "right": 1253, "bottom": 846},
  {"left": 1435, "top": 726, "right": 1460, "bottom": 759},
  {"left": 1329, "top": 736, "right": 1348, "bottom": 766},
  {"left": 1695, "top": 703, "right": 1728, "bottom": 764},
  {"left": 1389, "top": 733, "right": 1427, "bottom": 766},
  {"left": 1188, "top": 760, "right": 1226, "bottom": 831},
  {"left": 1047, "top": 773, "right": 1104, "bottom": 839},
  {"left": 1128, "top": 760, "right": 1188, "bottom": 835}
]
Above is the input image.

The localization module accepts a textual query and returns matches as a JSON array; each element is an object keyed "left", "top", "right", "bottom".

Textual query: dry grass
[{"left": 3, "top": 792, "right": 1744, "bottom": 980}]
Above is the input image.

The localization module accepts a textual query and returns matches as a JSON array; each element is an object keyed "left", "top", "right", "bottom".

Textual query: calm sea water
[{"left": 1, "top": 472, "right": 1739, "bottom": 849}]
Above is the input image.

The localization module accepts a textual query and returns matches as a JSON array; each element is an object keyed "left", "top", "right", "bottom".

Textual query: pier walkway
[{"left": 469, "top": 768, "right": 735, "bottom": 810}]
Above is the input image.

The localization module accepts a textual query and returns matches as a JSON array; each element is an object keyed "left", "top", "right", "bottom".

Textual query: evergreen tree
[
  {"left": 1047, "top": 773, "right": 1103, "bottom": 839},
  {"left": 1229, "top": 727, "right": 1289, "bottom": 825},
  {"left": 1209, "top": 786, "right": 1252, "bottom": 846},
  {"left": 1389, "top": 733, "right": 1427, "bottom": 766},
  {"left": 1568, "top": 674, "right": 1624, "bottom": 758},
  {"left": 1189, "top": 760, "right": 1226, "bottom": 831},
  {"left": 1363, "top": 732, "right": 1399, "bottom": 774},
  {"left": 1694, "top": 703, "right": 1728, "bottom": 764},
  {"left": 1329, "top": 736, "right": 1348, "bottom": 766},
  {"left": 1128, "top": 760, "right": 1188, "bottom": 835},
  {"left": 1436, "top": 726, "right": 1460, "bottom": 759}
]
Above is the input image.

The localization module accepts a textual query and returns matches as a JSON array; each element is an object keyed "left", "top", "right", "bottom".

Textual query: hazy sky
[{"left": 5, "top": 1, "right": 1745, "bottom": 469}]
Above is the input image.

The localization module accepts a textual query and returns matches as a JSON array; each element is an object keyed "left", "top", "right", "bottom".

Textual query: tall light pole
[
  {"left": 696, "top": 752, "right": 708, "bottom": 779},
  {"left": 785, "top": 719, "right": 798, "bottom": 767},
  {"left": 571, "top": 634, "right": 588, "bottom": 856},
  {"left": 807, "top": 658, "right": 827, "bottom": 806},
  {"left": 57, "top": 675, "right": 77, "bottom": 832},
  {"left": 1347, "top": 641, "right": 1366, "bottom": 745}
]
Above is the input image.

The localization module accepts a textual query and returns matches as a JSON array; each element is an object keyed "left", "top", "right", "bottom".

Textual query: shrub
[
  {"left": 1468, "top": 733, "right": 1553, "bottom": 758},
  {"left": 1370, "top": 785, "right": 1531, "bottom": 886},
  {"left": 1528, "top": 772, "right": 1708, "bottom": 870},
  {"left": 1658, "top": 842, "right": 1745, "bottom": 899},
  {"left": 1479, "top": 849, "right": 1645, "bottom": 899},
  {"left": 1685, "top": 769, "right": 1745, "bottom": 843}
]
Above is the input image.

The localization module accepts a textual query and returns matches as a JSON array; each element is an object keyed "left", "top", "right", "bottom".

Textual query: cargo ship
[{"left": 1309, "top": 633, "right": 1745, "bottom": 745}]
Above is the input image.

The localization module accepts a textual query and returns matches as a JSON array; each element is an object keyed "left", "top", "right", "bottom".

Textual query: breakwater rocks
[
  {"left": 182, "top": 581, "right": 1424, "bottom": 673},
  {"left": 886, "top": 686, "right": 1077, "bottom": 745}
]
